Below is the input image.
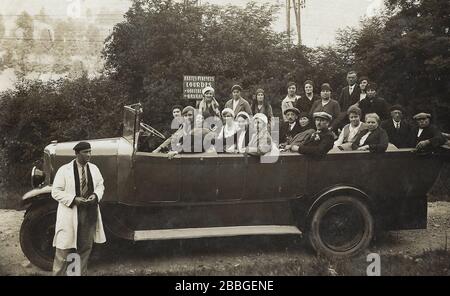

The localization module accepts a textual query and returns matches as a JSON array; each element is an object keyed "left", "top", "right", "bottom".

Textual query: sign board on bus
[{"left": 183, "top": 75, "right": 215, "bottom": 100}]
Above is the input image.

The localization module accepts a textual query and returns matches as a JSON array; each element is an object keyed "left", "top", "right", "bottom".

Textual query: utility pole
[
  {"left": 286, "top": 0, "right": 306, "bottom": 45},
  {"left": 286, "top": 0, "right": 291, "bottom": 44}
]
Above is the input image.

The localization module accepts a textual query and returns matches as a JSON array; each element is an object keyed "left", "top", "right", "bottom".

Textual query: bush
[{"left": 0, "top": 75, "right": 131, "bottom": 196}]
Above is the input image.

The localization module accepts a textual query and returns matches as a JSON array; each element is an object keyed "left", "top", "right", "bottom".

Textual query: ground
[{"left": 0, "top": 202, "right": 449, "bottom": 276}]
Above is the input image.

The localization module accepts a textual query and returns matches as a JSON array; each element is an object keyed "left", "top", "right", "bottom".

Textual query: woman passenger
[
  {"left": 217, "top": 108, "right": 238, "bottom": 153},
  {"left": 234, "top": 111, "right": 252, "bottom": 153},
  {"left": 284, "top": 112, "right": 316, "bottom": 150},
  {"left": 251, "top": 88, "right": 273, "bottom": 123},
  {"left": 246, "top": 113, "right": 273, "bottom": 156},
  {"left": 351, "top": 113, "right": 389, "bottom": 152},
  {"left": 334, "top": 105, "right": 368, "bottom": 150}
]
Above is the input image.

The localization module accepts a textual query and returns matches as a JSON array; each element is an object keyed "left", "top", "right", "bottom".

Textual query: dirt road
[{"left": 0, "top": 202, "right": 449, "bottom": 276}]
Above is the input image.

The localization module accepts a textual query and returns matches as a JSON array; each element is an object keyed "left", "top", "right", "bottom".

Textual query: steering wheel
[{"left": 140, "top": 122, "right": 166, "bottom": 140}]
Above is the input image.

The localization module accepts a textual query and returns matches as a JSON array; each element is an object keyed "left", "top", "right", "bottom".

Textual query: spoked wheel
[
  {"left": 20, "top": 202, "right": 57, "bottom": 271},
  {"left": 309, "top": 195, "right": 374, "bottom": 257}
]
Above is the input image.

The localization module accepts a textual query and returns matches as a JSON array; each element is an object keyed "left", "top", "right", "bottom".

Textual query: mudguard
[{"left": 20, "top": 185, "right": 54, "bottom": 209}]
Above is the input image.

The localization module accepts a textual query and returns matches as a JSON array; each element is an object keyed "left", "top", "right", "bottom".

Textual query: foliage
[
  {"left": 0, "top": 0, "right": 449, "bottom": 198},
  {"left": 335, "top": 0, "right": 450, "bottom": 129},
  {"left": 0, "top": 76, "right": 130, "bottom": 189}
]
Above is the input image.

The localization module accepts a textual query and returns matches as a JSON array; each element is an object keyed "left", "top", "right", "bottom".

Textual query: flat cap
[
  {"left": 73, "top": 141, "right": 91, "bottom": 152},
  {"left": 313, "top": 111, "right": 332, "bottom": 121},
  {"left": 283, "top": 106, "right": 300, "bottom": 116},
  {"left": 413, "top": 112, "right": 431, "bottom": 120}
]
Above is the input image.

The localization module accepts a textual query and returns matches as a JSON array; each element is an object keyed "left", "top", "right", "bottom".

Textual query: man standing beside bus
[{"left": 51, "top": 141, "right": 106, "bottom": 276}]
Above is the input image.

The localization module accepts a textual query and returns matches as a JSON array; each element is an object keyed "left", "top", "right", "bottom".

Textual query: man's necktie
[{"left": 81, "top": 166, "right": 88, "bottom": 198}]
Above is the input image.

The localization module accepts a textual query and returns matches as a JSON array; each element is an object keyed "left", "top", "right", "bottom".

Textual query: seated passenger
[
  {"left": 279, "top": 107, "right": 303, "bottom": 148},
  {"left": 216, "top": 108, "right": 239, "bottom": 153},
  {"left": 246, "top": 113, "right": 273, "bottom": 156},
  {"left": 352, "top": 113, "right": 389, "bottom": 152},
  {"left": 409, "top": 111, "right": 445, "bottom": 153},
  {"left": 310, "top": 83, "right": 341, "bottom": 132},
  {"left": 234, "top": 111, "right": 252, "bottom": 153},
  {"left": 198, "top": 86, "right": 221, "bottom": 120},
  {"left": 290, "top": 112, "right": 334, "bottom": 157},
  {"left": 334, "top": 105, "right": 368, "bottom": 150},
  {"left": 283, "top": 112, "right": 315, "bottom": 150},
  {"left": 152, "top": 104, "right": 186, "bottom": 153},
  {"left": 358, "top": 83, "right": 389, "bottom": 121},
  {"left": 168, "top": 112, "right": 215, "bottom": 158},
  {"left": 380, "top": 104, "right": 411, "bottom": 148}
]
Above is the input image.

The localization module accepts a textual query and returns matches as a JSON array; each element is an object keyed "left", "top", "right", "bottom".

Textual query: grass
[{"left": 91, "top": 249, "right": 450, "bottom": 276}]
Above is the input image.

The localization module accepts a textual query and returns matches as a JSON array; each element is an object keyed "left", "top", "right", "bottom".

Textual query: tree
[
  {"left": 14, "top": 12, "right": 35, "bottom": 77},
  {"left": 334, "top": 0, "right": 450, "bottom": 130}
]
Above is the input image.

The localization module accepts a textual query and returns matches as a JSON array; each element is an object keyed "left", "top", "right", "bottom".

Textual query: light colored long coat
[{"left": 51, "top": 160, "right": 106, "bottom": 249}]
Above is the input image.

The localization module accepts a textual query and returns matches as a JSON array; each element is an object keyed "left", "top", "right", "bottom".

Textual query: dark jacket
[
  {"left": 359, "top": 96, "right": 389, "bottom": 121},
  {"left": 352, "top": 127, "right": 389, "bottom": 153},
  {"left": 381, "top": 119, "right": 411, "bottom": 148},
  {"left": 309, "top": 99, "right": 341, "bottom": 131},
  {"left": 251, "top": 102, "right": 273, "bottom": 121},
  {"left": 409, "top": 124, "right": 445, "bottom": 153},
  {"left": 296, "top": 93, "right": 320, "bottom": 114},
  {"left": 297, "top": 129, "right": 334, "bottom": 157},
  {"left": 280, "top": 121, "right": 304, "bottom": 144},
  {"left": 338, "top": 85, "right": 360, "bottom": 112},
  {"left": 224, "top": 97, "right": 253, "bottom": 115}
]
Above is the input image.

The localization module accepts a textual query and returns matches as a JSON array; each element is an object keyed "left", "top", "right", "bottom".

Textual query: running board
[{"left": 133, "top": 225, "right": 302, "bottom": 241}]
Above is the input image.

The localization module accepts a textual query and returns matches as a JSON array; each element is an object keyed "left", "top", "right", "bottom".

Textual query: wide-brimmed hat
[
  {"left": 283, "top": 106, "right": 300, "bottom": 116},
  {"left": 313, "top": 111, "right": 332, "bottom": 121}
]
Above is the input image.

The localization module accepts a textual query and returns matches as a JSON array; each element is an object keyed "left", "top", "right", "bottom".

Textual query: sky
[{"left": 1, "top": 0, "right": 385, "bottom": 47}]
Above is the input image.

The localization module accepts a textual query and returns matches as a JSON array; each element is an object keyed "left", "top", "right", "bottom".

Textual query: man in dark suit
[
  {"left": 337, "top": 71, "right": 361, "bottom": 130},
  {"left": 291, "top": 111, "right": 334, "bottom": 157},
  {"left": 410, "top": 111, "right": 445, "bottom": 153},
  {"left": 338, "top": 71, "right": 361, "bottom": 113},
  {"left": 279, "top": 107, "right": 303, "bottom": 147},
  {"left": 381, "top": 104, "right": 411, "bottom": 148}
]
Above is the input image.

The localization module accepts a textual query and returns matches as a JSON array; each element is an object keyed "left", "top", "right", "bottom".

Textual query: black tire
[
  {"left": 308, "top": 195, "right": 374, "bottom": 257},
  {"left": 20, "top": 202, "right": 57, "bottom": 271}
]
